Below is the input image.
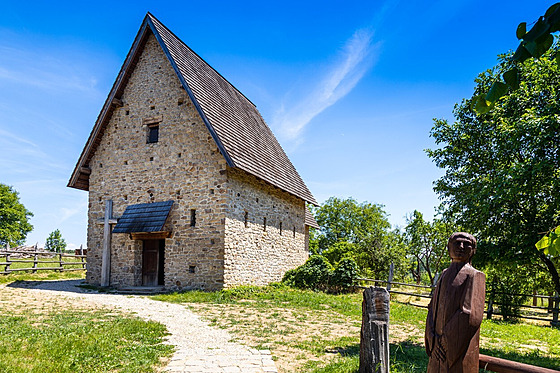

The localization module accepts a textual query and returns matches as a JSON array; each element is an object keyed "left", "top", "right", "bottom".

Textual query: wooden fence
[
  {"left": 358, "top": 264, "right": 560, "bottom": 327},
  {"left": 0, "top": 250, "right": 86, "bottom": 274}
]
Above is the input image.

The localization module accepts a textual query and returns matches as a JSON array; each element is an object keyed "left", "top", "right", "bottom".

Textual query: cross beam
[{"left": 96, "top": 200, "right": 119, "bottom": 287}]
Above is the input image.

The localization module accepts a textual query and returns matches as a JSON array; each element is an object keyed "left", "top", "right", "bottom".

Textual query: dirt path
[{"left": 1, "top": 280, "right": 277, "bottom": 373}]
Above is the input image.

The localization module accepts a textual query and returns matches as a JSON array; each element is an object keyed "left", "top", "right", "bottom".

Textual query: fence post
[
  {"left": 32, "top": 251, "right": 38, "bottom": 273},
  {"left": 386, "top": 262, "right": 394, "bottom": 292},
  {"left": 487, "top": 280, "right": 496, "bottom": 320},
  {"left": 58, "top": 252, "right": 63, "bottom": 272},
  {"left": 80, "top": 244, "right": 86, "bottom": 270},
  {"left": 552, "top": 292, "right": 559, "bottom": 328},
  {"left": 5, "top": 243, "right": 11, "bottom": 273}
]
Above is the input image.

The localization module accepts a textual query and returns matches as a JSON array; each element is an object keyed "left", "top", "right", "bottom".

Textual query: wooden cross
[{"left": 96, "top": 200, "right": 118, "bottom": 287}]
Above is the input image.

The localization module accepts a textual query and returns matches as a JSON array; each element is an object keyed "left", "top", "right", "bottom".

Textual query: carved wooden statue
[{"left": 425, "top": 232, "right": 486, "bottom": 372}]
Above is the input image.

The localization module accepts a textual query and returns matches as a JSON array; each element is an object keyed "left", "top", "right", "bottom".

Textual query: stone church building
[{"left": 68, "top": 13, "right": 318, "bottom": 291}]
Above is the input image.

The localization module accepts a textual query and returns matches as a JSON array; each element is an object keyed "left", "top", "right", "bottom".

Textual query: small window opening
[
  {"left": 150, "top": 156, "right": 154, "bottom": 161},
  {"left": 124, "top": 195, "right": 127, "bottom": 201},
  {"left": 280, "top": 222, "right": 283, "bottom": 235},
  {"left": 150, "top": 105, "right": 155, "bottom": 110},
  {"left": 256, "top": 198, "right": 259, "bottom": 203},
  {"left": 210, "top": 189, "right": 214, "bottom": 195},
  {"left": 147, "top": 124, "right": 159, "bottom": 143},
  {"left": 263, "top": 217, "right": 267, "bottom": 231},
  {"left": 125, "top": 110, "right": 130, "bottom": 115},
  {"left": 237, "top": 193, "right": 240, "bottom": 197},
  {"left": 190, "top": 209, "right": 196, "bottom": 227},
  {"left": 99, "top": 163, "right": 103, "bottom": 168},
  {"left": 124, "top": 160, "right": 128, "bottom": 165},
  {"left": 244, "top": 211, "right": 248, "bottom": 228},
  {"left": 293, "top": 226, "right": 296, "bottom": 238},
  {"left": 210, "top": 239, "right": 215, "bottom": 245},
  {"left": 178, "top": 153, "right": 181, "bottom": 158},
  {"left": 189, "top": 265, "right": 196, "bottom": 273}
]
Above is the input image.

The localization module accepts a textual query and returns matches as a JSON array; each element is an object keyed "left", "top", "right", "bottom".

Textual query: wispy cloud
[
  {"left": 0, "top": 44, "right": 100, "bottom": 94},
  {"left": 272, "top": 28, "right": 379, "bottom": 143}
]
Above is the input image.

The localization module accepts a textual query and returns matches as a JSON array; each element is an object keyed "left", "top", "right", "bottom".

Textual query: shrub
[
  {"left": 331, "top": 258, "right": 358, "bottom": 288},
  {"left": 282, "top": 256, "right": 358, "bottom": 293}
]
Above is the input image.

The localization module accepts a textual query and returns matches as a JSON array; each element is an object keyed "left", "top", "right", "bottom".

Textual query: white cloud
[{"left": 272, "top": 28, "right": 379, "bottom": 143}]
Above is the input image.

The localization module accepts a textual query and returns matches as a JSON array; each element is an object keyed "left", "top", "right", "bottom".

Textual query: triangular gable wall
[{"left": 69, "top": 13, "right": 317, "bottom": 206}]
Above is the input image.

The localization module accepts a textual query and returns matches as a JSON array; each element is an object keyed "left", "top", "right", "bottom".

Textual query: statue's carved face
[{"left": 449, "top": 236, "right": 475, "bottom": 263}]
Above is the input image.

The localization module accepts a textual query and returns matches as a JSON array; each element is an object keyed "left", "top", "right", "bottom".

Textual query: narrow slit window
[
  {"left": 147, "top": 124, "right": 159, "bottom": 143},
  {"left": 244, "top": 211, "right": 248, "bottom": 228},
  {"left": 190, "top": 209, "right": 196, "bottom": 227},
  {"left": 263, "top": 217, "right": 267, "bottom": 231},
  {"left": 280, "top": 222, "right": 283, "bottom": 235},
  {"left": 293, "top": 226, "right": 296, "bottom": 238}
]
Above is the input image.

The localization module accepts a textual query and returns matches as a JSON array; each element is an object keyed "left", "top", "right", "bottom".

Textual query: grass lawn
[
  {"left": 0, "top": 272, "right": 174, "bottom": 373},
  {"left": 152, "top": 284, "right": 560, "bottom": 373}
]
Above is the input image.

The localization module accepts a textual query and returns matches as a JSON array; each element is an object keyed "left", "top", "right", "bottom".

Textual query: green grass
[
  {"left": 153, "top": 284, "right": 560, "bottom": 372},
  {"left": 153, "top": 283, "right": 363, "bottom": 317},
  {"left": 0, "top": 308, "right": 173, "bottom": 373}
]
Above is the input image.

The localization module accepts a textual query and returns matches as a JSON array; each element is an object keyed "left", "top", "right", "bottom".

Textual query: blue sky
[{"left": 0, "top": 1, "right": 549, "bottom": 250}]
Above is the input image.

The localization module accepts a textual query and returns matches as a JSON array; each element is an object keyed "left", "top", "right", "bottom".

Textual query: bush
[
  {"left": 331, "top": 258, "right": 358, "bottom": 288},
  {"left": 282, "top": 255, "right": 358, "bottom": 293}
]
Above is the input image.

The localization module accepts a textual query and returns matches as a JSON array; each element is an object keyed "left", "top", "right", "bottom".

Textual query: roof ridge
[{"left": 146, "top": 13, "right": 257, "bottom": 108}]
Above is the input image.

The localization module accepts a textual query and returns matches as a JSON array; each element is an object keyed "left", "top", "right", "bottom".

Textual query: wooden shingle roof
[
  {"left": 68, "top": 13, "right": 317, "bottom": 206},
  {"left": 113, "top": 201, "right": 174, "bottom": 233}
]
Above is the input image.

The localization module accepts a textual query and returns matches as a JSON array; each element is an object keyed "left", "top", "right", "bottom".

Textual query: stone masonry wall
[
  {"left": 223, "top": 167, "right": 309, "bottom": 286},
  {"left": 86, "top": 34, "right": 228, "bottom": 291}
]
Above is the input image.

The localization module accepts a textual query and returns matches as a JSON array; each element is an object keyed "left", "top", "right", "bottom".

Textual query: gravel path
[{"left": 20, "top": 279, "right": 278, "bottom": 373}]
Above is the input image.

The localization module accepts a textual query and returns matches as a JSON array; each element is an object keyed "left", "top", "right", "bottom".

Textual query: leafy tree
[
  {"left": 404, "top": 210, "right": 455, "bottom": 285},
  {"left": 0, "top": 183, "right": 33, "bottom": 247},
  {"left": 45, "top": 229, "right": 66, "bottom": 253},
  {"left": 427, "top": 46, "right": 560, "bottom": 295},
  {"left": 311, "top": 197, "right": 408, "bottom": 280}
]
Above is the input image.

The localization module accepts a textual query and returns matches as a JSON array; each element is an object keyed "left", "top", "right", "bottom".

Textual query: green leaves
[
  {"left": 0, "top": 183, "right": 33, "bottom": 247},
  {"left": 473, "top": 94, "right": 492, "bottom": 114},
  {"left": 503, "top": 68, "right": 519, "bottom": 90},
  {"left": 486, "top": 81, "right": 509, "bottom": 103},
  {"left": 535, "top": 226, "right": 560, "bottom": 257},
  {"left": 474, "top": 4, "right": 560, "bottom": 114},
  {"left": 516, "top": 22, "right": 526, "bottom": 40}
]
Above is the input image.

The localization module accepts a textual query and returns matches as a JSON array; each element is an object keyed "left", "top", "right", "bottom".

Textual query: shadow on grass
[
  {"left": 7, "top": 279, "right": 89, "bottom": 294},
  {"left": 316, "top": 341, "right": 559, "bottom": 373},
  {"left": 480, "top": 347, "right": 560, "bottom": 371},
  {"left": 312, "top": 341, "right": 428, "bottom": 373}
]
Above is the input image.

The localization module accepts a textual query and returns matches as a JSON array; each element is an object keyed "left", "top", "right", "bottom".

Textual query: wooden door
[{"left": 142, "top": 240, "right": 159, "bottom": 286}]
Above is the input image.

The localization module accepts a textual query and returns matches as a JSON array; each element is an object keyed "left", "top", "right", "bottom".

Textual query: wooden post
[
  {"left": 5, "top": 243, "right": 11, "bottom": 272},
  {"left": 360, "top": 287, "right": 390, "bottom": 373},
  {"left": 80, "top": 244, "right": 86, "bottom": 270},
  {"left": 487, "top": 280, "right": 496, "bottom": 320},
  {"left": 101, "top": 200, "right": 113, "bottom": 287},
  {"left": 58, "top": 252, "right": 63, "bottom": 272},
  {"left": 386, "top": 262, "right": 394, "bottom": 292},
  {"left": 32, "top": 251, "right": 38, "bottom": 273},
  {"left": 552, "top": 292, "right": 559, "bottom": 328}
]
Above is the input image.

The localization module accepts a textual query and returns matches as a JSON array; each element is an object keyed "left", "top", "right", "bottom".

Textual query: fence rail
[
  {"left": 0, "top": 249, "right": 86, "bottom": 274},
  {"left": 357, "top": 265, "right": 560, "bottom": 327}
]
